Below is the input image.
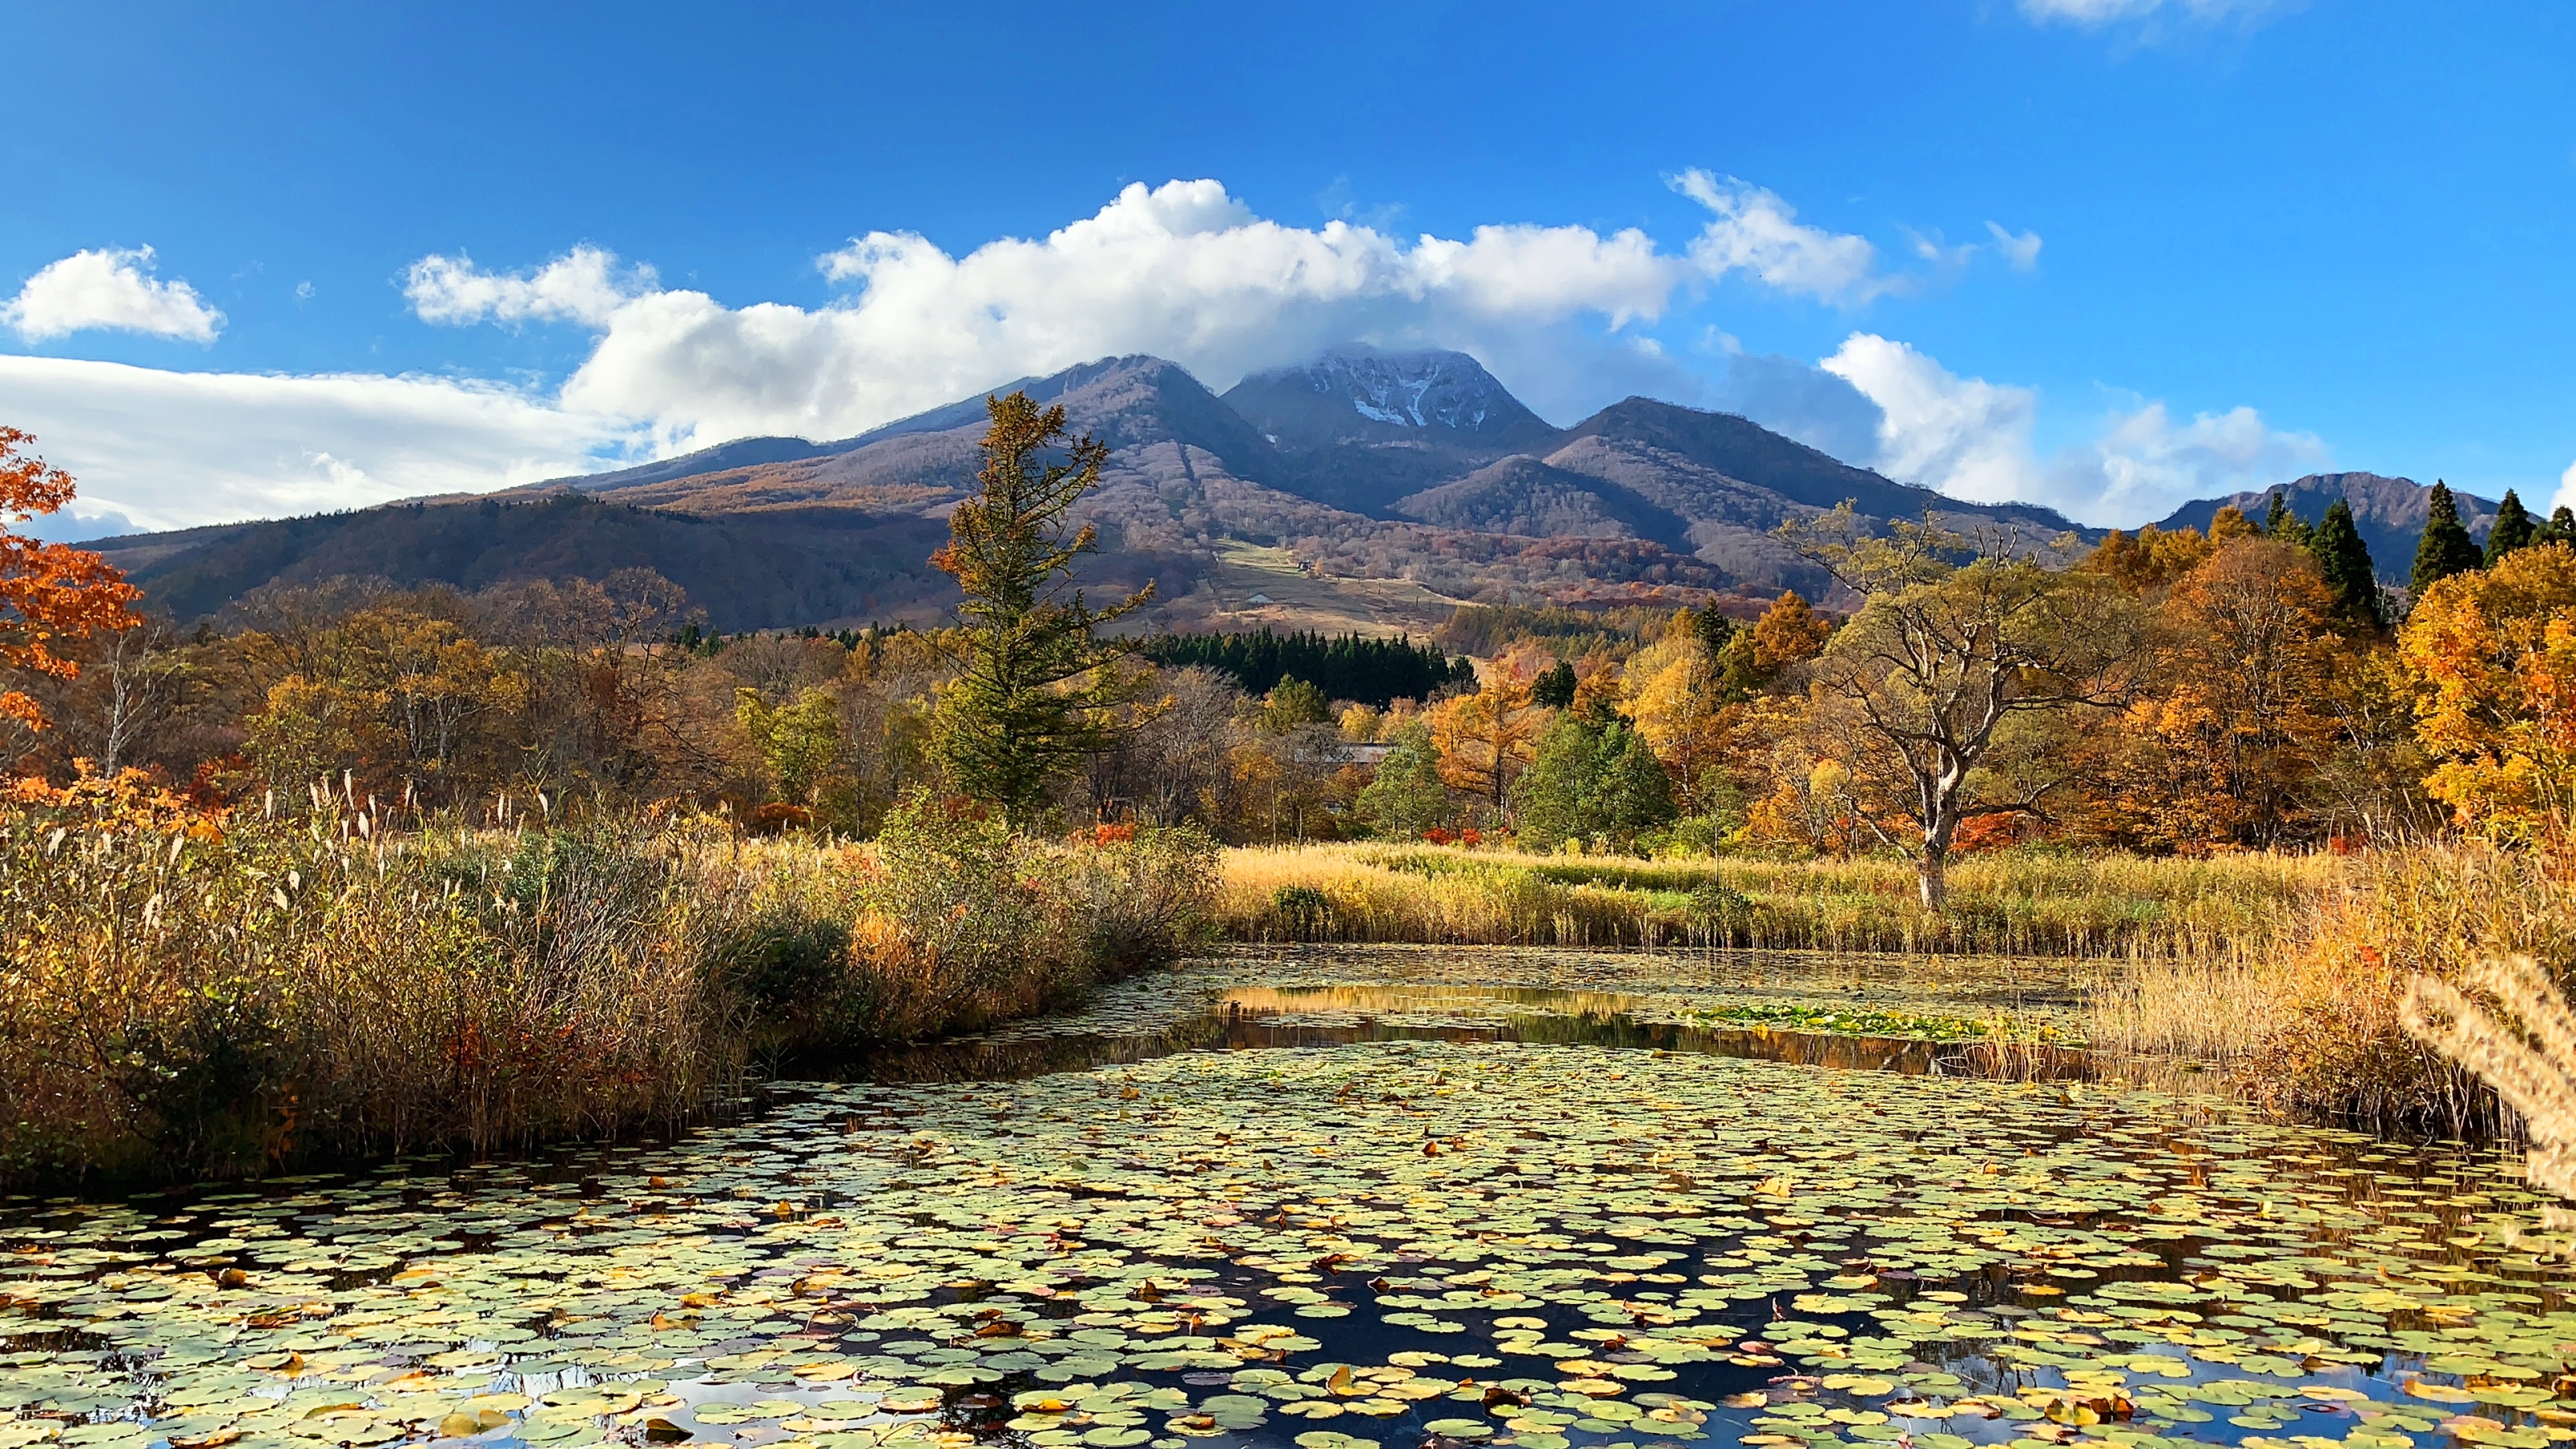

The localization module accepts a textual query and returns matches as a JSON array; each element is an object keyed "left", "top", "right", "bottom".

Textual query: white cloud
[
  {"left": 1984, "top": 222, "right": 2044, "bottom": 270},
  {"left": 1821, "top": 332, "right": 2325, "bottom": 524},
  {"left": 1823, "top": 334, "right": 2043, "bottom": 503},
  {"left": 1671, "top": 171, "right": 1889, "bottom": 303},
  {"left": 413, "top": 180, "right": 1706, "bottom": 444},
  {"left": 2, "top": 246, "right": 225, "bottom": 344},
  {"left": 2018, "top": 0, "right": 2297, "bottom": 38},
  {"left": 2021, "top": 0, "right": 2282, "bottom": 22},
  {"left": 0, "top": 356, "right": 635, "bottom": 532},
  {"left": 405, "top": 245, "right": 656, "bottom": 328},
  {"left": 2554, "top": 460, "right": 2576, "bottom": 517}
]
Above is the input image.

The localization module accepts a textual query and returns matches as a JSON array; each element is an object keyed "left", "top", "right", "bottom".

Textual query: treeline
[{"left": 1135, "top": 628, "right": 1472, "bottom": 706}]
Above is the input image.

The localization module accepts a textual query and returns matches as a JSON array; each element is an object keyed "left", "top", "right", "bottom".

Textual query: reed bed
[
  {"left": 0, "top": 795, "right": 1216, "bottom": 1188},
  {"left": 1221, "top": 843, "right": 2340, "bottom": 957},
  {"left": 2090, "top": 839, "right": 2574, "bottom": 1133}
]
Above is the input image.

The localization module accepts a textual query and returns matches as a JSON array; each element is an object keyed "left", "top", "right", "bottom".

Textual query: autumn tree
[
  {"left": 2086, "top": 538, "right": 2347, "bottom": 848},
  {"left": 0, "top": 428, "right": 142, "bottom": 753},
  {"left": 931, "top": 393, "right": 1154, "bottom": 824},
  {"left": 2398, "top": 540, "right": 2576, "bottom": 838},
  {"left": 2080, "top": 524, "right": 2214, "bottom": 595},
  {"left": 1785, "top": 509, "right": 2147, "bottom": 909},
  {"left": 1429, "top": 668, "right": 1542, "bottom": 823}
]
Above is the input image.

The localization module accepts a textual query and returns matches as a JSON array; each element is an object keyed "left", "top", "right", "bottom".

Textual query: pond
[{"left": 2, "top": 947, "right": 2567, "bottom": 1449}]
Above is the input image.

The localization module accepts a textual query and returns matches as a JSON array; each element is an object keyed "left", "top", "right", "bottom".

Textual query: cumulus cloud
[
  {"left": 1671, "top": 171, "right": 1889, "bottom": 303},
  {"left": 401, "top": 180, "right": 1720, "bottom": 444},
  {"left": 2, "top": 246, "right": 225, "bottom": 344},
  {"left": 1822, "top": 332, "right": 2325, "bottom": 524},
  {"left": 0, "top": 356, "right": 634, "bottom": 532},
  {"left": 405, "top": 245, "right": 657, "bottom": 328},
  {"left": 2555, "top": 460, "right": 2576, "bottom": 517}
]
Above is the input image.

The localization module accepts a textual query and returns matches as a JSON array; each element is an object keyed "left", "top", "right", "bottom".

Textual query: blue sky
[{"left": 4, "top": 0, "right": 2571, "bottom": 535}]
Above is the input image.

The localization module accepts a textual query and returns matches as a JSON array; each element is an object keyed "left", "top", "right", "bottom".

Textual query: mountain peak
[{"left": 1221, "top": 346, "right": 1555, "bottom": 449}]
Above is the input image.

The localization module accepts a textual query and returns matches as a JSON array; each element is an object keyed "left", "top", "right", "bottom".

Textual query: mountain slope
[
  {"left": 97, "top": 348, "right": 2105, "bottom": 631},
  {"left": 97, "top": 492, "right": 966, "bottom": 630},
  {"left": 2156, "top": 472, "right": 2500, "bottom": 585}
]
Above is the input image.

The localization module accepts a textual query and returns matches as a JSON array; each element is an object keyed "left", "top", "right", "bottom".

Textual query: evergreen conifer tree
[
  {"left": 2411, "top": 480, "right": 2484, "bottom": 599},
  {"left": 2307, "top": 500, "right": 2384, "bottom": 631},
  {"left": 930, "top": 392, "right": 1154, "bottom": 822},
  {"left": 1532, "top": 658, "right": 1578, "bottom": 708},
  {"left": 2487, "top": 489, "right": 2537, "bottom": 564},
  {"left": 2261, "top": 490, "right": 2310, "bottom": 545},
  {"left": 2549, "top": 506, "right": 2576, "bottom": 546}
]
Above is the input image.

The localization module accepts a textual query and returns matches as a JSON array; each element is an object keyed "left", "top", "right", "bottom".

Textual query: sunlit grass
[{"left": 1220, "top": 842, "right": 2343, "bottom": 957}]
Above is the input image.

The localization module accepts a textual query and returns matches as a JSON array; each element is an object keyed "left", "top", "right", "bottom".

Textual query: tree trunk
[{"left": 1918, "top": 842, "right": 1947, "bottom": 912}]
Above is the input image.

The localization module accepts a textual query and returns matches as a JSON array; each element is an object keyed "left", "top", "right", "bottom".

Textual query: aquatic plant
[{"left": 0, "top": 1038, "right": 2562, "bottom": 1449}]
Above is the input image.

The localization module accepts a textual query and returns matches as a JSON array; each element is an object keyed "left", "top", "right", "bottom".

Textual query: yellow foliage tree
[{"left": 2399, "top": 540, "right": 2576, "bottom": 837}]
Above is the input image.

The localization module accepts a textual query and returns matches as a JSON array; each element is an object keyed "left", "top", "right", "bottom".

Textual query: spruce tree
[
  {"left": 2411, "top": 480, "right": 2484, "bottom": 599},
  {"left": 2307, "top": 500, "right": 2384, "bottom": 631},
  {"left": 2487, "top": 488, "right": 2537, "bottom": 564},
  {"left": 2549, "top": 506, "right": 2576, "bottom": 547}
]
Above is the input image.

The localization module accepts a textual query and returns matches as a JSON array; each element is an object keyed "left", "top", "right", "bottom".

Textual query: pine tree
[
  {"left": 2412, "top": 480, "right": 2484, "bottom": 599},
  {"left": 931, "top": 392, "right": 1154, "bottom": 823},
  {"left": 2549, "top": 506, "right": 2576, "bottom": 547},
  {"left": 2307, "top": 500, "right": 2384, "bottom": 631},
  {"left": 2488, "top": 489, "right": 2537, "bottom": 564}
]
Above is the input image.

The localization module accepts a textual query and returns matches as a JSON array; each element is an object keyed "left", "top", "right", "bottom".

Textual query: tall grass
[
  {"left": 1221, "top": 843, "right": 2339, "bottom": 957},
  {"left": 0, "top": 791, "right": 1216, "bottom": 1187},
  {"left": 2089, "top": 840, "right": 2574, "bottom": 1132}
]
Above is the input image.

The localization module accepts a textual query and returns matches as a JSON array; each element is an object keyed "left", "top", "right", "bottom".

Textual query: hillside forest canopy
[{"left": 4, "top": 408, "right": 2575, "bottom": 903}]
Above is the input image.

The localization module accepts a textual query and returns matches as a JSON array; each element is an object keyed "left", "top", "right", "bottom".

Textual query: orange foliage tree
[
  {"left": 0, "top": 428, "right": 142, "bottom": 744},
  {"left": 1429, "top": 667, "right": 1542, "bottom": 823},
  {"left": 2083, "top": 538, "right": 2349, "bottom": 849}
]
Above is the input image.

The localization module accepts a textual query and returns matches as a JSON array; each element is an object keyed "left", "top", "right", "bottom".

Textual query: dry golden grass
[
  {"left": 2088, "top": 840, "right": 2576, "bottom": 1131},
  {"left": 1221, "top": 842, "right": 2343, "bottom": 957},
  {"left": 0, "top": 798, "right": 1216, "bottom": 1187}
]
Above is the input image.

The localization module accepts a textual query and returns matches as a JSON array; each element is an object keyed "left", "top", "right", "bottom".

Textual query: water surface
[{"left": 2, "top": 948, "right": 2565, "bottom": 1449}]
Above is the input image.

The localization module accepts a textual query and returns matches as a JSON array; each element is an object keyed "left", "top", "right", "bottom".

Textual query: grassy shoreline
[
  {"left": 1219, "top": 841, "right": 2342, "bottom": 957},
  {"left": 0, "top": 798, "right": 1217, "bottom": 1189}
]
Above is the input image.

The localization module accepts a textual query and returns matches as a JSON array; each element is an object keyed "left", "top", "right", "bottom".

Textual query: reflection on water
[{"left": 868, "top": 972, "right": 2093, "bottom": 1085}]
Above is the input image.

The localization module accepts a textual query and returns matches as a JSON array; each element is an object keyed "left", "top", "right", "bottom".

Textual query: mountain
[
  {"left": 2155, "top": 472, "right": 2500, "bottom": 586},
  {"left": 95, "top": 349, "right": 2100, "bottom": 633},
  {"left": 97, "top": 492, "right": 965, "bottom": 630}
]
